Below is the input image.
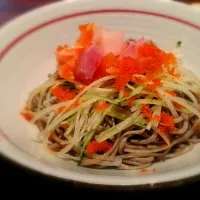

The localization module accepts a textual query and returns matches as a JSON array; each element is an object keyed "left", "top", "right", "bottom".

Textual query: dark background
[
  {"left": 0, "top": 0, "right": 199, "bottom": 25},
  {"left": 0, "top": 0, "right": 200, "bottom": 196}
]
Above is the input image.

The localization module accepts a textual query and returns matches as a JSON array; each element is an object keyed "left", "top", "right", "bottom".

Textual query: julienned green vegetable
[
  {"left": 78, "top": 130, "right": 95, "bottom": 165},
  {"left": 177, "top": 41, "right": 182, "bottom": 48},
  {"left": 95, "top": 109, "right": 141, "bottom": 142},
  {"left": 78, "top": 106, "right": 112, "bottom": 164}
]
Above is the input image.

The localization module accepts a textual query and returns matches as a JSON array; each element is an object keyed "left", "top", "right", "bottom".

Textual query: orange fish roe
[
  {"left": 21, "top": 112, "right": 32, "bottom": 121},
  {"left": 146, "top": 78, "right": 163, "bottom": 92},
  {"left": 21, "top": 106, "right": 32, "bottom": 121},
  {"left": 131, "top": 75, "right": 146, "bottom": 84},
  {"left": 86, "top": 140, "right": 113, "bottom": 154},
  {"left": 114, "top": 42, "right": 177, "bottom": 91},
  {"left": 140, "top": 168, "right": 148, "bottom": 173},
  {"left": 50, "top": 132, "right": 56, "bottom": 140},
  {"left": 165, "top": 90, "right": 183, "bottom": 108},
  {"left": 60, "top": 124, "right": 69, "bottom": 129},
  {"left": 157, "top": 126, "right": 172, "bottom": 145},
  {"left": 127, "top": 99, "right": 134, "bottom": 107},
  {"left": 123, "top": 88, "right": 131, "bottom": 97},
  {"left": 115, "top": 57, "right": 141, "bottom": 91},
  {"left": 165, "top": 90, "right": 177, "bottom": 97},
  {"left": 157, "top": 112, "right": 176, "bottom": 134},
  {"left": 94, "top": 52, "right": 118, "bottom": 80},
  {"left": 174, "top": 102, "right": 183, "bottom": 109},
  {"left": 56, "top": 106, "right": 65, "bottom": 113},
  {"left": 94, "top": 102, "right": 110, "bottom": 111},
  {"left": 138, "top": 43, "right": 168, "bottom": 73},
  {"left": 152, "top": 114, "right": 160, "bottom": 122},
  {"left": 132, "top": 73, "right": 154, "bottom": 85},
  {"left": 164, "top": 52, "right": 177, "bottom": 66},
  {"left": 146, "top": 72, "right": 154, "bottom": 82},
  {"left": 127, "top": 95, "right": 137, "bottom": 107},
  {"left": 68, "top": 99, "right": 80, "bottom": 111},
  {"left": 160, "top": 112, "right": 174, "bottom": 127},
  {"left": 168, "top": 67, "right": 181, "bottom": 78},
  {"left": 51, "top": 87, "right": 77, "bottom": 102},
  {"left": 158, "top": 125, "right": 167, "bottom": 135},
  {"left": 141, "top": 105, "right": 152, "bottom": 121}
]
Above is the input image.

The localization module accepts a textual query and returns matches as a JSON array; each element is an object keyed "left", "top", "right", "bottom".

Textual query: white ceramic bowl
[{"left": 0, "top": 0, "right": 200, "bottom": 187}]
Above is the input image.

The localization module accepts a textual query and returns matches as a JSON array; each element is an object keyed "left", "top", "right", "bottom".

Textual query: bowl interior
[{"left": 0, "top": 0, "right": 200, "bottom": 186}]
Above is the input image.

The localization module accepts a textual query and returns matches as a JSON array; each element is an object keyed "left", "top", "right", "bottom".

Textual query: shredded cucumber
[
  {"left": 119, "top": 91, "right": 124, "bottom": 99},
  {"left": 61, "top": 115, "right": 76, "bottom": 125},
  {"left": 108, "top": 108, "right": 146, "bottom": 128},
  {"left": 78, "top": 130, "right": 95, "bottom": 165},
  {"left": 81, "top": 93, "right": 118, "bottom": 105},
  {"left": 96, "top": 109, "right": 141, "bottom": 143},
  {"left": 126, "top": 83, "right": 136, "bottom": 91},
  {"left": 107, "top": 106, "right": 131, "bottom": 120},
  {"left": 134, "top": 99, "right": 164, "bottom": 106},
  {"left": 93, "top": 105, "right": 113, "bottom": 130},
  {"left": 134, "top": 114, "right": 147, "bottom": 128},
  {"left": 115, "top": 86, "right": 144, "bottom": 103},
  {"left": 135, "top": 121, "right": 147, "bottom": 128}
]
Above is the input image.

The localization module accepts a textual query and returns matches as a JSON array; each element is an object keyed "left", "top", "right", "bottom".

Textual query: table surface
[{"left": 1, "top": 0, "right": 200, "bottom": 195}]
